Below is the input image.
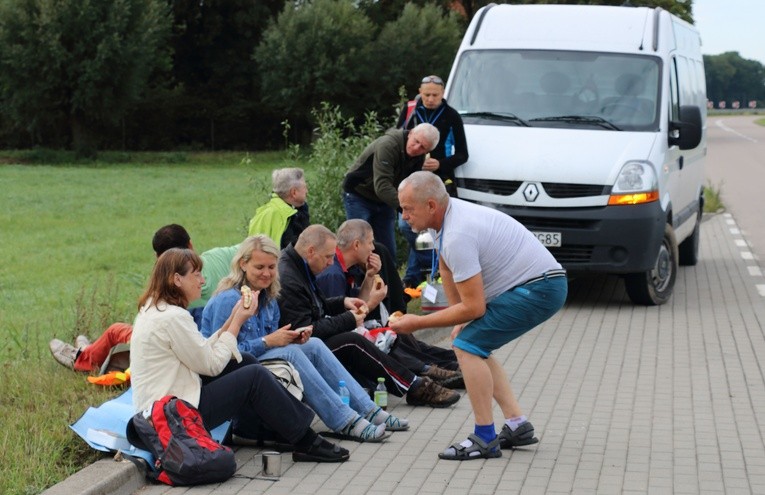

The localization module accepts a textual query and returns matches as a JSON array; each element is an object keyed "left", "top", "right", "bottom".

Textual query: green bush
[{"left": 304, "top": 103, "right": 385, "bottom": 232}]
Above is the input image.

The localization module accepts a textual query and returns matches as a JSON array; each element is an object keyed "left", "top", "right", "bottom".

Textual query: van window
[
  {"left": 669, "top": 58, "right": 679, "bottom": 121},
  {"left": 449, "top": 50, "right": 661, "bottom": 131}
]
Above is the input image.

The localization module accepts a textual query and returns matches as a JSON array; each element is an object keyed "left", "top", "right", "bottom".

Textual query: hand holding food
[
  {"left": 241, "top": 286, "right": 253, "bottom": 309},
  {"left": 387, "top": 310, "right": 404, "bottom": 324},
  {"left": 374, "top": 274, "right": 384, "bottom": 290},
  {"left": 355, "top": 304, "right": 369, "bottom": 315}
]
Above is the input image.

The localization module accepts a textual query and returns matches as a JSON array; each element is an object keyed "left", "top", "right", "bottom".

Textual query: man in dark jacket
[
  {"left": 315, "top": 219, "right": 463, "bottom": 388},
  {"left": 397, "top": 75, "right": 468, "bottom": 196},
  {"left": 342, "top": 123, "right": 439, "bottom": 261},
  {"left": 277, "top": 224, "right": 460, "bottom": 408},
  {"left": 396, "top": 75, "right": 469, "bottom": 287}
]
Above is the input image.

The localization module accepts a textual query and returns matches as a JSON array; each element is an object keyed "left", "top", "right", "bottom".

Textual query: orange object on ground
[{"left": 87, "top": 368, "right": 131, "bottom": 386}]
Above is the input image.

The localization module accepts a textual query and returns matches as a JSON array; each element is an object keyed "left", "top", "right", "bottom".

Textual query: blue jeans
[
  {"left": 259, "top": 337, "right": 376, "bottom": 432},
  {"left": 398, "top": 214, "right": 433, "bottom": 284},
  {"left": 343, "top": 192, "right": 397, "bottom": 261}
]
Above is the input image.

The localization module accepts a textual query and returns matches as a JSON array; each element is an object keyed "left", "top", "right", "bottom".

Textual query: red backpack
[{"left": 126, "top": 395, "right": 236, "bottom": 486}]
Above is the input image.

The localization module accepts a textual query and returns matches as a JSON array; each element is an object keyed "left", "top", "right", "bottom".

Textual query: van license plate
[{"left": 532, "top": 231, "right": 561, "bottom": 247}]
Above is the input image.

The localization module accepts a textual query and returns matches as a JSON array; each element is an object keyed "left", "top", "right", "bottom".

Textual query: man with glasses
[
  {"left": 342, "top": 122, "right": 439, "bottom": 261},
  {"left": 396, "top": 75, "right": 469, "bottom": 288}
]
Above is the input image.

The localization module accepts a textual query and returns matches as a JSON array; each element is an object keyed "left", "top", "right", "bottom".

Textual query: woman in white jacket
[{"left": 129, "top": 247, "right": 349, "bottom": 462}]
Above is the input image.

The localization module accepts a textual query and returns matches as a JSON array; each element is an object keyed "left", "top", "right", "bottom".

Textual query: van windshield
[{"left": 449, "top": 50, "right": 661, "bottom": 131}]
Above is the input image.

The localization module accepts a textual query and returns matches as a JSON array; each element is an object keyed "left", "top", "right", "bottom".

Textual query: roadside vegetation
[
  {"left": 0, "top": 151, "right": 291, "bottom": 494},
  {"left": 0, "top": 106, "right": 391, "bottom": 494},
  {"left": 703, "top": 181, "right": 725, "bottom": 213}
]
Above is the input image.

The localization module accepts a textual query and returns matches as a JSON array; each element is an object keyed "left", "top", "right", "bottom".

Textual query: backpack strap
[{"left": 403, "top": 94, "right": 422, "bottom": 129}]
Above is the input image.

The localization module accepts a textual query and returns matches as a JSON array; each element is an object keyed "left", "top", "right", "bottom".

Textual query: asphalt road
[{"left": 704, "top": 114, "right": 765, "bottom": 265}]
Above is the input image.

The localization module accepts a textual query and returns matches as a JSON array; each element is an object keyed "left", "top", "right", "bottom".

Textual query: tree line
[
  {"left": 704, "top": 52, "right": 765, "bottom": 110},
  {"left": 10, "top": 0, "right": 759, "bottom": 155}
]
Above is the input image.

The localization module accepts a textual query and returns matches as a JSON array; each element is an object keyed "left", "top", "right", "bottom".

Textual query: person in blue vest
[{"left": 396, "top": 75, "right": 469, "bottom": 288}]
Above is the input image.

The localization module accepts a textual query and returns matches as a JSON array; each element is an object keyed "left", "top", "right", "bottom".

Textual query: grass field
[{"left": 0, "top": 151, "right": 292, "bottom": 494}]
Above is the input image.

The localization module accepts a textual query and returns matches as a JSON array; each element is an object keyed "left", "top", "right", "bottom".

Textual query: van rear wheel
[{"left": 624, "top": 223, "right": 678, "bottom": 305}]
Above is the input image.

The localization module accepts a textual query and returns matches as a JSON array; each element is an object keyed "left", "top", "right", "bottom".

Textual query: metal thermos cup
[{"left": 262, "top": 451, "right": 282, "bottom": 477}]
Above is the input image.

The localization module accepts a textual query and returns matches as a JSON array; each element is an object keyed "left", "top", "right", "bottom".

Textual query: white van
[{"left": 445, "top": 4, "right": 706, "bottom": 305}]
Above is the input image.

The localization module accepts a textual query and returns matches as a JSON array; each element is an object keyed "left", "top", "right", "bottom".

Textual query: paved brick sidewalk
[{"left": 45, "top": 212, "right": 765, "bottom": 495}]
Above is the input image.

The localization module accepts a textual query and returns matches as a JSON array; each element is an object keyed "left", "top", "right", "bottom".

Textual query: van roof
[{"left": 468, "top": 4, "right": 665, "bottom": 54}]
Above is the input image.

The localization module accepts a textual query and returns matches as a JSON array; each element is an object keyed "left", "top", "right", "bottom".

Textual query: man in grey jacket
[{"left": 341, "top": 123, "right": 439, "bottom": 260}]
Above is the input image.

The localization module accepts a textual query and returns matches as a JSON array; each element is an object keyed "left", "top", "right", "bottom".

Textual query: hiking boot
[
  {"left": 49, "top": 339, "right": 78, "bottom": 369},
  {"left": 406, "top": 376, "right": 460, "bottom": 408},
  {"left": 421, "top": 365, "right": 464, "bottom": 389},
  {"left": 498, "top": 422, "right": 539, "bottom": 449},
  {"left": 75, "top": 335, "right": 91, "bottom": 349}
]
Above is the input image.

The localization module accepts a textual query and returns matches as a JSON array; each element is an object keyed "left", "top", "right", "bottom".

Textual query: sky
[{"left": 692, "top": 0, "right": 765, "bottom": 65}]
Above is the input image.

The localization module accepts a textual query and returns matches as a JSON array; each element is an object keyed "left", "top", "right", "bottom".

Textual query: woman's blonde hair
[
  {"left": 138, "top": 248, "right": 203, "bottom": 310},
  {"left": 216, "top": 235, "right": 281, "bottom": 300}
]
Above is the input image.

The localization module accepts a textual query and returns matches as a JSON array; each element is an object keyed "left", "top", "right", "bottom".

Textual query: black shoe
[
  {"left": 498, "top": 422, "right": 539, "bottom": 449},
  {"left": 292, "top": 434, "right": 350, "bottom": 463}
]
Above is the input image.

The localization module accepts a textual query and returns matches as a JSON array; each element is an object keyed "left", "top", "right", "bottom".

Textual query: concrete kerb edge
[
  {"left": 41, "top": 458, "right": 145, "bottom": 495},
  {"left": 42, "top": 324, "right": 453, "bottom": 495}
]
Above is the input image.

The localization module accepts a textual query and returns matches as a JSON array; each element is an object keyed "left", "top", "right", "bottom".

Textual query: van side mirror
[{"left": 669, "top": 105, "right": 702, "bottom": 150}]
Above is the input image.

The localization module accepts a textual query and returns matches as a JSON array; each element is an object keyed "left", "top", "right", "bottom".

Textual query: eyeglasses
[{"left": 421, "top": 76, "right": 444, "bottom": 86}]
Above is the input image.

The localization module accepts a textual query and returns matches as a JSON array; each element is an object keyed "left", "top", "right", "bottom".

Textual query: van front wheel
[{"left": 624, "top": 223, "right": 678, "bottom": 305}]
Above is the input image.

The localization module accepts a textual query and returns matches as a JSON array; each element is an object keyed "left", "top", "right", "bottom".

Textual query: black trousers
[
  {"left": 197, "top": 353, "right": 314, "bottom": 444},
  {"left": 390, "top": 334, "right": 459, "bottom": 372},
  {"left": 324, "top": 332, "right": 416, "bottom": 397}
]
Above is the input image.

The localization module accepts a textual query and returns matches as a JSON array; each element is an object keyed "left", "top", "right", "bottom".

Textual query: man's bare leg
[{"left": 455, "top": 348, "right": 494, "bottom": 424}]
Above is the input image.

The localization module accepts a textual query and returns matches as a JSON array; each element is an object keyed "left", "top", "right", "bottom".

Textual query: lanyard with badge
[{"left": 422, "top": 215, "right": 446, "bottom": 304}]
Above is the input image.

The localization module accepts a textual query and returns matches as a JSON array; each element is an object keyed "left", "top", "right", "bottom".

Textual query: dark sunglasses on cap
[{"left": 421, "top": 75, "right": 444, "bottom": 85}]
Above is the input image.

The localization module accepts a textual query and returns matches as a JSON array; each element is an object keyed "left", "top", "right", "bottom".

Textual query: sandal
[
  {"left": 498, "top": 422, "right": 539, "bottom": 449},
  {"left": 438, "top": 433, "right": 502, "bottom": 461}
]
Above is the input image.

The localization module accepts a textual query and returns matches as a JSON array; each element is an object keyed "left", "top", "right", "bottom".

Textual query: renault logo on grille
[{"left": 523, "top": 183, "right": 540, "bottom": 202}]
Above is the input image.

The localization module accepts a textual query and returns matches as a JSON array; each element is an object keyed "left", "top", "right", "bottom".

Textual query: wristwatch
[{"left": 261, "top": 337, "right": 268, "bottom": 349}]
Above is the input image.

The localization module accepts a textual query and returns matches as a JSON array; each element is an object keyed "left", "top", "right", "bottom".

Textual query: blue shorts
[{"left": 453, "top": 275, "right": 568, "bottom": 358}]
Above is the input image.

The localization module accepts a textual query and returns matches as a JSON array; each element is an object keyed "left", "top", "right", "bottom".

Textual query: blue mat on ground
[{"left": 70, "top": 388, "right": 230, "bottom": 466}]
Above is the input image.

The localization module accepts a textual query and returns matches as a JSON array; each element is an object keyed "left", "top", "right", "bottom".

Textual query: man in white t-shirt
[{"left": 392, "top": 171, "right": 568, "bottom": 461}]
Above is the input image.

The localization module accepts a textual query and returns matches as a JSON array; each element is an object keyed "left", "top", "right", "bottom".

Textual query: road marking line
[
  {"left": 730, "top": 228, "right": 741, "bottom": 235},
  {"left": 741, "top": 251, "right": 754, "bottom": 260},
  {"left": 726, "top": 218, "right": 736, "bottom": 225},
  {"left": 748, "top": 266, "right": 762, "bottom": 277},
  {"left": 715, "top": 119, "right": 758, "bottom": 143},
  {"left": 735, "top": 239, "right": 748, "bottom": 247},
  {"left": 758, "top": 285, "right": 765, "bottom": 297}
]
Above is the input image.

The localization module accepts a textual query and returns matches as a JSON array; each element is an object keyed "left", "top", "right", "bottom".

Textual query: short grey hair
[
  {"left": 336, "top": 219, "right": 373, "bottom": 249},
  {"left": 411, "top": 123, "right": 440, "bottom": 152},
  {"left": 295, "top": 224, "right": 336, "bottom": 254},
  {"left": 399, "top": 171, "right": 449, "bottom": 206},
  {"left": 272, "top": 168, "right": 305, "bottom": 198}
]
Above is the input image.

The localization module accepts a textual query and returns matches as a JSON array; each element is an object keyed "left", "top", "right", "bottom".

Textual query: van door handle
[{"left": 678, "top": 156, "right": 684, "bottom": 170}]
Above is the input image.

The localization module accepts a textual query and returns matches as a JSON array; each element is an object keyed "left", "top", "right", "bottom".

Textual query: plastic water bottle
[
  {"left": 338, "top": 380, "right": 350, "bottom": 406},
  {"left": 374, "top": 377, "right": 388, "bottom": 410}
]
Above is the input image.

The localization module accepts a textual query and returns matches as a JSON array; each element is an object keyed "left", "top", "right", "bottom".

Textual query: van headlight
[{"left": 608, "top": 161, "right": 659, "bottom": 205}]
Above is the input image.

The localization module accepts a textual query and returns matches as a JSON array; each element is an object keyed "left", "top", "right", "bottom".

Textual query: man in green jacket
[
  {"left": 341, "top": 123, "right": 439, "bottom": 260},
  {"left": 248, "top": 168, "right": 310, "bottom": 249}
]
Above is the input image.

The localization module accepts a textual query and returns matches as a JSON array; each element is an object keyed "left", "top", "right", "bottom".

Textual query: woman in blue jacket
[{"left": 201, "top": 235, "right": 408, "bottom": 442}]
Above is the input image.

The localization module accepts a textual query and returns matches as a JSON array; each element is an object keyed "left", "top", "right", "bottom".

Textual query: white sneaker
[
  {"left": 75, "top": 335, "right": 91, "bottom": 349},
  {"left": 49, "top": 339, "right": 78, "bottom": 369}
]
